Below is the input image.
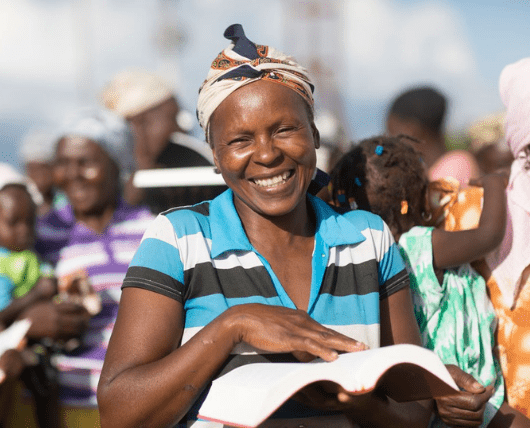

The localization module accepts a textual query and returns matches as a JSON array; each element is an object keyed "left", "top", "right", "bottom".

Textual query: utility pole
[{"left": 282, "top": 0, "right": 351, "bottom": 167}]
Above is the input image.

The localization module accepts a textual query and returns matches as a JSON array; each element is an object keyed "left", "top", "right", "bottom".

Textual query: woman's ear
[
  {"left": 312, "top": 122, "right": 320, "bottom": 149},
  {"left": 212, "top": 148, "right": 221, "bottom": 175}
]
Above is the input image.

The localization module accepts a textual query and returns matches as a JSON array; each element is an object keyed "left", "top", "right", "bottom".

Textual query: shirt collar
[
  {"left": 309, "top": 193, "right": 366, "bottom": 247},
  {"left": 210, "top": 190, "right": 365, "bottom": 258}
]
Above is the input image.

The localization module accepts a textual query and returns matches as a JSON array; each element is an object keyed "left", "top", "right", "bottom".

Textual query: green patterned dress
[{"left": 398, "top": 226, "right": 504, "bottom": 427}]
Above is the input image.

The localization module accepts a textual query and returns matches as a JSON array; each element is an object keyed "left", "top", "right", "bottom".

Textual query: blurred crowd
[{"left": 0, "top": 46, "right": 528, "bottom": 428}]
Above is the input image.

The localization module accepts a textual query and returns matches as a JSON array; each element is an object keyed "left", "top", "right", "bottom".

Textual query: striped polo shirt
[
  {"left": 123, "top": 189, "right": 409, "bottom": 426},
  {"left": 53, "top": 199, "right": 154, "bottom": 407}
]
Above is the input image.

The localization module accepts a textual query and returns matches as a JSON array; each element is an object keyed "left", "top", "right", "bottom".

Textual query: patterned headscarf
[
  {"left": 197, "top": 24, "right": 315, "bottom": 135},
  {"left": 486, "top": 57, "right": 530, "bottom": 308}
]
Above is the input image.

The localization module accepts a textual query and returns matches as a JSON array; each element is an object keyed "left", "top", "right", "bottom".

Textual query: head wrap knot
[{"left": 197, "top": 24, "right": 315, "bottom": 134}]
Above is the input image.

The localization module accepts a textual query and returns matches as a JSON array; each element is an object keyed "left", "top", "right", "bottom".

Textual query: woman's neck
[
  {"left": 235, "top": 197, "right": 315, "bottom": 252},
  {"left": 75, "top": 200, "right": 118, "bottom": 234}
]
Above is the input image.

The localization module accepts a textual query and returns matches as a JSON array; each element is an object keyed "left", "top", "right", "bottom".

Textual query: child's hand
[
  {"left": 436, "top": 364, "right": 493, "bottom": 427},
  {"left": 0, "top": 349, "right": 25, "bottom": 384},
  {"left": 34, "top": 277, "right": 58, "bottom": 300},
  {"left": 468, "top": 170, "right": 509, "bottom": 189}
]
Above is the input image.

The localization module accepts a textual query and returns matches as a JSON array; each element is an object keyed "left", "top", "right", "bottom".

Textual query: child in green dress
[
  {"left": 0, "top": 165, "right": 61, "bottom": 428},
  {"left": 329, "top": 135, "right": 530, "bottom": 427}
]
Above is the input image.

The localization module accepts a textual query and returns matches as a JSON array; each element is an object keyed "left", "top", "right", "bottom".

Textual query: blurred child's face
[
  {"left": 0, "top": 186, "right": 36, "bottom": 252},
  {"left": 25, "top": 161, "right": 55, "bottom": 197}
]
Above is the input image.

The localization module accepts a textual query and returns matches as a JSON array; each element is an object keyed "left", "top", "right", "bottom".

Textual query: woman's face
[
  {"left": 128, "top": 97, "right": 180, "bottom": 159},
  {"left": 209, "top": 80, "right": 319, "bottom": 218},
  {"left": 54, "top": 136, "right": 119, "bottom": 216}
]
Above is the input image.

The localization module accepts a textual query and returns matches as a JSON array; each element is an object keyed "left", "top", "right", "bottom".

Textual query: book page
[
  {"left": 0, "top": 319, "right": 31, "bottom": 356},
  {"left": 199, "top": 344, "right": 459, "bottom": 427}
]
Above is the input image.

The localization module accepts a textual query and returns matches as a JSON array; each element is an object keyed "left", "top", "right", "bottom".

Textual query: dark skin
[
  {"left": 0, "top": 186, "right": 36, "bottom": 252},
  {"left": 124, "top": 97, "right": 181, "bottom": 205},
  {"left": 98, "top": 81, "right": 430, "bottom": 428},
  {"left": 0, "top": 349, "right": 25, "bottom": 423},
  {"left": 54, "top": 136, "right": 120, "bottom": 234},
  {"left": 25, "top": 160, "right": 55, "bottom": 216}
]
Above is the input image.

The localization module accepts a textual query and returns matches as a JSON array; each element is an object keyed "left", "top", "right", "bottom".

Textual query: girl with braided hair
[{"left": 330, "top": 135, "right": 530, "bottom": 427}]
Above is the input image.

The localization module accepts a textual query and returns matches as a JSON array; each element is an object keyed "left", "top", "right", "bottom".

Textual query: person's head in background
[
  {"left": 385, "top": 86, "right": 447, "bottom": 169},
  {"left": 386, "top": 86, "right": 480, "bottom": 186},
  {"left": 468, "top": 112, "right": 514, "bottom": 175},
  {"left": 54, "top": 108, "right": 134, "bottom": 232},
  {"left": 19, "top": 127, "right": 59, "bottom": 216},
  {"left": 100, "top": 70, "right": 189, "bottom": 167},
  {"left": 330, "top": 135, "right": 428, "bottom": 241},
  {"left": 0, "top": 164, "right": 41, "bottom": 252}
]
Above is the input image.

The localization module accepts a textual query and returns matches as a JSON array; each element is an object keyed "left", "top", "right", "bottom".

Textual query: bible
[{"left": 198, "top": 343, "right": 459, "bottom": 427}]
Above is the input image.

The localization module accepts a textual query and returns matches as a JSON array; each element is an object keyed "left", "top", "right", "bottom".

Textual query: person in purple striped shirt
[{"left": 16, "top": 108, "right": 154, "bottom": 427}]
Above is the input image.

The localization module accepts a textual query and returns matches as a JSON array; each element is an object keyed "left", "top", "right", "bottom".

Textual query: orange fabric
[
  {"left": 428, "top": 178, "right": 530, "bottom": 416},
  {"left": 476, "top": 261, "right": 530, "bottom": 416},
  {"left": 426, "top": 177, "right": 483, "bottom": 231}
]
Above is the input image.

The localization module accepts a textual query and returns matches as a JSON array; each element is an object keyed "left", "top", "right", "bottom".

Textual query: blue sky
[{"left": 1, "top": 0, "right": 529, "bottom": 168}]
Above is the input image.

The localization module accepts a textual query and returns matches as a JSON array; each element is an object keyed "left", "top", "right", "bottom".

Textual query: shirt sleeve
[
  {"left": 122, "top": 214, "right": 186, "bottom": 303},
  {"left": 375, "top": 220, "right": 410, "bottom": 299}
]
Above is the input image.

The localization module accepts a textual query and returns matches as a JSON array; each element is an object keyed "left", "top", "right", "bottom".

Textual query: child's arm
[
  {"left": 431, "top": 172, "right": 507, "bottom": 269},
  {"left": 0, "top": 277, "right": 57, "bottom": 326}
]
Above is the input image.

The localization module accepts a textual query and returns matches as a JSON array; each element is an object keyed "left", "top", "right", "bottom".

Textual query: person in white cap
[{"left": 100, "top": 70, "right": 223, "bottom": 213}]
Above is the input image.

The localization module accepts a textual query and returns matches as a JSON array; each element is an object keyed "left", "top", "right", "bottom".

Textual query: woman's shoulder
[{"left": 145, "top": 200, "right": 214, "bottom": 241}]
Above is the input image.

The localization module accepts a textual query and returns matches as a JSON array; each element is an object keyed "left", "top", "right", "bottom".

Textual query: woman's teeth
[{"left": 254, "top": 171, "right": 291, "bottom": 188}]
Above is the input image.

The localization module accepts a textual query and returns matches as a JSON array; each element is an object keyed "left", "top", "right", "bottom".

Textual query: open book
[
  {"left": 198, "top": 343, "right": 459, "bottom": 428},
  {"left": 0, "top": 318, "right": 31, "bottom": 356}
]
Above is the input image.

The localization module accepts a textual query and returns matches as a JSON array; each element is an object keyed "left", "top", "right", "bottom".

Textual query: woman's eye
[
  {"left": 228, "top": 137, "right": 249, "bottom": 145},
  {"left": 277, "top": 126, "right": 296, "bottom": 134}
]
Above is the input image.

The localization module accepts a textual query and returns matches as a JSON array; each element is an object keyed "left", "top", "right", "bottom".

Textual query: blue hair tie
[
  {"left": 375, "top": 145, "right": 384, "bottom": 156},
  {"left": 354, "top": 177, "right": 362, "bottom": 187},
  {"left": 337, "top": 193, "right": 346, "bottom": 203}
]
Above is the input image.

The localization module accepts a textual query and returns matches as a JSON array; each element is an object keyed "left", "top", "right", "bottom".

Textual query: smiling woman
[
  {"left": 97, "top": 24, "right": 431, "bottom": 428},
  {"left": 8, "top": 109, "right": 155, "bottom": 427}
]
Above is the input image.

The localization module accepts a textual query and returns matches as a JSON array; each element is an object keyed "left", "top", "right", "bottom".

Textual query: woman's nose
[
  {"left": 64, "top": 161, "right": 82, "bottom": 180},
  {"left": 253, "top": 135, "right": 281, "bottom": 165}
]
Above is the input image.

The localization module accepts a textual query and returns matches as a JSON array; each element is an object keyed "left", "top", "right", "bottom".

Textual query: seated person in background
[
  {"left": 329, "top": 135, "right": 530, "bottom": 427},
  {"left": 100, "top": 69, "right": 226, "bottom": 213},
  {"left": 48, "top": 108, "right": 153, "bottom": 426},
  {"left": 98, "top": 24, "right": 433, "bottom": 428},
  {"left": 19, "top": 127, "right": 74, "bottom": 266},
  {"left": 386, "top": 86, "right": 480, "bottom": 186}
]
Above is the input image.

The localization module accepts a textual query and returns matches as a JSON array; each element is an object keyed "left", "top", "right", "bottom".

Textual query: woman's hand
[
  {"left": 226, "top": 304, "right": 367, "bottom": 362},
  {"left": 21, "top": 300, "right": 90, "bottom": 341},
  {"left": 435, "top": 365, "right": 493, "bottom": 427}
]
